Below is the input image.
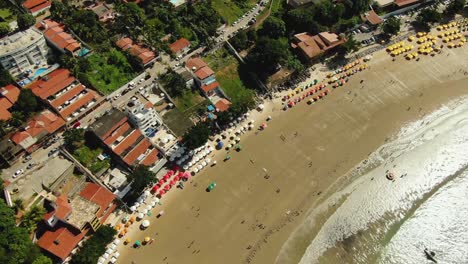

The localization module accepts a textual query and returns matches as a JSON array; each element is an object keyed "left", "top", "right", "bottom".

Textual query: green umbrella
[
  {"left": 134, "top": 241, "right": 141, "bottom": 246},
  {"left": 314, "top": 79, "right": 318, "bottom": 84},
  {"left": 236, "top": 145, "right": 242, "bottom": 150}
]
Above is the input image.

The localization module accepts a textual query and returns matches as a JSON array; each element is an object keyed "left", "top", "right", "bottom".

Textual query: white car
[{"left": 13, "top": 169, "right": 24, "bottom": 178}]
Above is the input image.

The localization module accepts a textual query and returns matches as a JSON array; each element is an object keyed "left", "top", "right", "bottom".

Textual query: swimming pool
[
  {"left": 78, "top": 48, "right": 91, "bottom": 57},
  {"left": 32, "top": 67, "right": 48, "bottom": 79}
]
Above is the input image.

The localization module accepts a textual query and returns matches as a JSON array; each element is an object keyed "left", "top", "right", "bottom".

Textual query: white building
[
  {"left": 0, "top": 28, "right": 50, "bottom": 78},
  {"left": 124, "top": 97, "right": 163, "bottom": 137}
]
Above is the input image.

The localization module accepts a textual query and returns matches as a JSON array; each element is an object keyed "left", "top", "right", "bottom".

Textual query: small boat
[
  {"left": 424, "top": 249, "right": 437, "bottom": 263},
  {"left": 386, "top": 172, "right": 395, "bottom": 180}
]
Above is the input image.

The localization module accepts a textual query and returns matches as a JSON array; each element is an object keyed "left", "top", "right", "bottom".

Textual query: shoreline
[{"left": 114, "top": 40, "right": 468, "bottom": 264}]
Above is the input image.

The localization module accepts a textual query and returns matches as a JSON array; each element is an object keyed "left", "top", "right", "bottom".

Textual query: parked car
[{"left": 13, "top": 169, "right": 24, "bottom": 178}]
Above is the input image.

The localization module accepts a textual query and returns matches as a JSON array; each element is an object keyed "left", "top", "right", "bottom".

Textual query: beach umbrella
[
  {"left": 206, "top": 158, "right": 211, "bottom": 164},
  {"left": 235, "top": 137, "right": 241, "bottom": 142},
  {"left": 109, "top": 257, "right": 117, "bottom": 263},
  {"left": 146, "top": 205, "right": 152, "bottom": 211},
  {"left": 152, "top": 197, "right": 160, "bottom": 204},
  {"left": 106, "top": 248, "right": 113, "bottom": 255},
  {"left": 188, "top": 161, "right": 193, "bottom": 167},
  {"left": 103, "top": 253, "right": 110, "bottom": 259},
  {"left": 151, "top": 185, "right": 160, "bottom": 193},
  {"left": 125, "top": 238, "right": 131, "bottom": 244},
  {"left": 109, "top": 244, "right": 117, "bottom": 250},
  {"left": 137, "top": 212, "right": 144, "bottom": 219},
  {"left": 170, "top": 180, "right": 175, "bottom": 186},
  {"left": 119, "top": 230, "right": 126, "bottom": 236},
  {"left": 202, "top": 161, "right": 207, "bottom": 166},
  {"left": 197, "top": 164, "right": 203, "bottom": 170},
  {"left": 261, "top": 123, "right": 268, "bottom": 129},
  {"left": 113, "top": 239, "right": 120, "bottom": 246},
  {"left": 150, "top": 201, "right": 156, "bottom": 207},
  {"left": 134, "top": 241, "right": 142, "bottom": 247},
  {"left": 193, "top": 168, "right": 199, "bottom": 173},
  {"left": 142, "top": 220, "right": 150, "bottom": 228},
  {"left": 114, "top": 252, "right": 120, "bottom": 258},
  {"left": 159, "top": 189, "right": 165, "bottom": 196},
  {"left": 249, "top": 124, "right": 254, "bottom": 129},
  {"left": 163, "top": 174, "right": 170, "bottom": 181},
  {"left": 194, "top": 156, "right": 200, "bottom": 162},
  {"left": 183, "top": 165, "right": 188, "bottom": 170},
  {"left": 130, "top": 206, "right": 136, "bottom": 212},
  {"left": 145, "top": 237, "right": 151, "bottom": 242},
  {"left": 164, "top": 185, "right": 170, "bottom": 191},
  {"left": 158, "top": 179, "right": 164, "bottom": 185},
  {"left": 250, "top": 119, "right": 255, "bottom": 124}
]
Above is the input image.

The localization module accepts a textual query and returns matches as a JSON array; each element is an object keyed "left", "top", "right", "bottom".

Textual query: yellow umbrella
[
  {"left": 417, "top": 32, "right": 423, "bottom": 37},
  {"left": 443, "top": 38, "right": 449, "bottom": 43},
  {"left": 144, "top": 237, "right": 151, "bottom": 242},
  {"left": 412, "top": 53, "right": 418, "bottom": 58},
  {"left": 458, "top": 42, "right": 464, "bottom": 47},
  {"left": 125, "top": 238, "right": 131, "bottom": 244},
  {"left": 406, "top": 54, "right": 413, "bottom": 60},
  {"left": 408, "top": 36, "right": 415, "bottom": 41},
  {"left": 436, "top": 26, "right": 442, "bottom": 31}
]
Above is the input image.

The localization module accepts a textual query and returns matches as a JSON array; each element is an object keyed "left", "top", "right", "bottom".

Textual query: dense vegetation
[
  {"left": 70, "top": 225, "right": 116, "bottom": 264},
  {"left": 124, "top": 165, "right": 157, "bottom": 204},
  {"left": 0, "top": 199, "right": 51, "bottom": 264},
  {"left": 160, "top": 70, "right": 188, "bottom": 97},
  {"left": 183, "top": 122, "right": 212, "bottom": 150},
  {"left": 382, "top": 16, "right": 401, "bottom": 36}
]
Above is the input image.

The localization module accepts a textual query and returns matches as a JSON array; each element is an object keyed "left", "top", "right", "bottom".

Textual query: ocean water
[{"left": 282, "top": 97, "right": 468, "bottom": 264}]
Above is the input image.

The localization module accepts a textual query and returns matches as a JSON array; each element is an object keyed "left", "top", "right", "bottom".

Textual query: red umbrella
[
  {"left": 164, "top": 185, "right": 170, "bottom": 191},
  {"left": 174, "top": 176, "right": 180, "bottom": 181},
  {"left": 163, "top": 174, "right": 170, "bottom": 181},
  {"left": 320, "top": 92, "right": 325, "bottom": 97},
  {"left": 151, "top": 185, "right": 160, "bottom": 193},
  {"left": 313, "top": 96, "right": 319, "bottom": 101},
  {"left": 177, "top": 171, "right": 184, "bottom": 177},
  {"left": 168, "top": 170, "right": 174, "bottom": 176},
  {"left": 159, "top": 189, "right": 165, "bottom": 196},
  {"left": 169, "top": 180, "right": 175, "bottom": 186},
  {"left": 158, "top": 179, "right": 165, "bottom": 185}
]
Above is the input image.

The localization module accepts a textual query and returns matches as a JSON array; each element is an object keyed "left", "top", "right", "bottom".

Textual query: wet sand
[{"left": 117, "top": 46, "right": 468, "bottom": 264}]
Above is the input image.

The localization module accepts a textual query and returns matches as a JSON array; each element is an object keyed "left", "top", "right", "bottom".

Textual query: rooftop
[
  {"left": 195, "top": 66, "right": 214, "bottom": 80},
  {"left": 362, "top": 10, "right": 383, "bottom": 25},
  {"left": 201, "top": 81, "right": 220, "bottom": 93},
  {"left": 36, "top": 19, "right": 81, "bottom": 53},
  {"left": 37, "top": 225, "right": 86, "bottom": 261},
  {"left": 0, "top": 27, "right": 44, "bottom": 55},
  {"left": 186, "top": 57, "right": 208, "bottom": 71},
  {"left": 79, "top": 183, "right": 116, "bottom": 218},
  {"left": 67, "top": 196, "right": 100, "bottom": 230},
  {"left": 89, "top": 108, "right": 128, "bottom": 140},
  {"left": 115, "top": 37, "right": 156, "bottom": 65},
  {"left": 292, "top": 32, "right": 345, "bottom": 59},
  {"left": 395, "top": 0, "right": 421, "bottom": 6},
  {"left": 169, "top": 38, "right": 190, "bottom": 54},
  {"left": 0, "top": 84, "right": 20, "bottom": 121},
  {"left": 215, "top": 98, "right": 231, "bottom": 112}
]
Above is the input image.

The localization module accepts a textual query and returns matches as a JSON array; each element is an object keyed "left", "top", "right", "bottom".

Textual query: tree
[
  {"left": 160, "top": 70, "right": 187, "bottom": 97},
  {"left": 315, "top": 1, "right": 345, "bottom": 27},
  {"left": 445, "top": 0, "right": 466, "bottom": 15},
  {"left": 13, "top": 199, "right": 24, "bottom": 213},
  {"left": 0, "top": 66, "right": 13, "bottom": 87},
  {"left": 63, "top": 128, "right": 85, "bottom": 152},
  {"left": 230, "top": 30, "right": 249, "bottom": 50},
  {"left": 127, "top": 165, "right": 155, "bottom": 195},
  {"left": 10, "top": 111, "right": 25, "bottom": 127},
  {"left": 32, "top": 255, "right": 53, "bottom": 264},
  {"left": 71, "top": 225, "right": 116, "bottom": 264},
  {"left": 0, "top": 23, "right": 10, "bottom": 38},
  {"left": 183, "top": 122, "right": 211, "bottom": 150},
  {"left": 381, "top": 16, "right": 401, "bottom": 36},
  {"left": 416, "top": 8, "right": 442, "bottom": 30},
  {"left": 20, "top": 205, "right": 46, "bottom": 233},
  {"left": 338, "top": 35, "right": 360, "bottom": 54},
  {"left": 16, "top": 89, "right": 39, "bottom": 115},
  {"left": 114, "top": 3, "right": 146, "bottom": 37},
  {"left": 259, "top": 17, "right": 286, "bottom": 38},
  {"left": 17, "top": 14, "right": 36, "bottom": 30},
  {"left": 0, "top": 200, "right": 48, "bottom": 264},
  {"left": 247, "top": 37, "right": 292, "bottom": 73}
]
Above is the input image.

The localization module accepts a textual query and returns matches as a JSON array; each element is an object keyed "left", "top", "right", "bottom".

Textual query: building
[
  {"left": 115, "top": 37, "right": 157, "bottom": 67},
  {"left": 0, "top": 84, "right": 20, "bottom": 121},
  {"left": 88, "top": 2, "right": 116, "bottom": 23},
  {"left": 375, "top": 0, "right": 423, "bottom": 8},
  {"left": 89, "top": 109, "right": 164, "bottom": 171},
  {"left": 291, "top": 32, "right": 346, "bottom": 61},
  {"left": 124, "top": 97, "right": 163, "bottom": 137},
  {"left": 23, "top": 0, "right": 52, "bottom": 16},
  {"left": 29, "top": 68, "right": 101, "bottom": 123},
  {"left": 38, "top": 183, "right": 117, "bottom": 262},
  {"left": 186, "top": 57, "right": 231, "bottom": 112},
  {"left": 176, "top": 68, "right": 194, "bottom": 88},
  {"left": 361, "top": 10, "right": 383, "bottom": 27},
  {"left": 36, "top": 19, "right": 90, "bottom": 57},
  {"left": 0, "top": 27, "right": 51, "bottom": 78},
  {"left": 169, "top": 38, "right": 190, "bottom": 56},
  {"left": 10, "top": 109, "right": 65, "bottom": 152}
]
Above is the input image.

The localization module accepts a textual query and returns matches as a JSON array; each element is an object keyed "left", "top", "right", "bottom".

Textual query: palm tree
[{"left": 13, "top": 199, "right": 24, "bottom": 213}]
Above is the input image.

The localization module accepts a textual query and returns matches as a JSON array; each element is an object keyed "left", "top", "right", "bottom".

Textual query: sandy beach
[{"left": 115, "top": 42, "right": 468, "bottom": 264}]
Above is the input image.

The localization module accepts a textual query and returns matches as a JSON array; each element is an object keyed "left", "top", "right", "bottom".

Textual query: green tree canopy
[
  {"left": 445, "top": 0, "right": 466, "bottom": 15},
  {"left": 114, "top": 3, "right": 146, "bottom": 37},
  {"left": 381, "top": 16, "right": 401, "bottom": 36},
  {"left": 17, "top": 14, "right": 36, "bottom": 30},
  {"left": 16, "top": 89, "right": 39, "bottom": 116},
  {"left": 416, "top": 8, "right": 442, "bottom": 30},
  {"left": 20, "top": 205, "right": 46, "bottom": 233},
  {"left": 259, "top": 16, "right": 286, "bottom": 38},
  {"left": 32, "top": 255, "right": 53, "bottom": 264},
  {"left": 0, "top": 200, "right": 50, "bottom": 264},
  {"left": 0, "top": 66, "right": 13, "bottom": 87},
  {"left": 63, "top": 128, "right": 85, "bottom": 152},
  {"left": 247, "top": 37, "right": 292, "bottom": 73},
  {"left": 183, "top": 122, "right": 211, "bottom": 150},
  {"left": 70, "top": 225, "right": 116, "bottom": 264},
  {"left": 0, "top": 23, "right": 11, "bottom": 38},
  {"left": 160, "top": 70, "right": 187, "bottom": 97}
]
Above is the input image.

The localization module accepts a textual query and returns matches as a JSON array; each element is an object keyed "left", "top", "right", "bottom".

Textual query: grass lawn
[
  {"left": 212, "top": 0, "right": 258, "bottom": 25},
  {"left": 205, "top": 49, "right": 254, "bottom": 105},
  {"left": 85, "top": 50, "right": 137, "bottom": 95},
  {"left": 73, "top": 146, "right": 110, "bottom": 174},
  {"left": 0, "top": 8, "right": 15, "bottom": 23},
  {"left": 174, "top": 90, "right": 206, "bottom": 112}
]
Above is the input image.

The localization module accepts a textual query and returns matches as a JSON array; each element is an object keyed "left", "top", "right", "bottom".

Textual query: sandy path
[{"left": 116, "top": 45, "right": 468, "bottom": 264}]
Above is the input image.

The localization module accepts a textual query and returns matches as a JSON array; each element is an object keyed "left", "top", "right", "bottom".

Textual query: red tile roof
[
  {"left": 115, "top": 38, "right": 156, "bottom": 65},
  {"left": 201, "top": 81, "right": 219, "bottom": 93},
  {"left": 23, "top": 0, "right": 48, "bottom": 9},
  {"left": 59, "top": 90, "right": 97, "bottom": 119},
  {"left": 79, "top": 183, "right": 115, "bottom": 219},
  {"left": 30, "top": 1, "right": 51, "bottom": 13},
  {"left": 1, "top": 84, "right": 20, "bottom": 104},
  {"left": 195, "top": 67, "right": 214, "bottom": 80},
  {"left": 54, "top": 195, "right": 72, "bottom": 220},
  {"left": 215, "top": 98, "right": 231, "bottom": 112},
  {"left": 140, "top": 148, "right": 159, "bottom": 166},
  {"left": 0, "top": 107, "right": 11, "bottom": 120},
  {"left": 103, "top": 122, "right": 131, "bottom": 145},
  {"left": 113, "top": 129, "right": 142, "bottom": 155},
  {"left": 116, "top": 37, "right": 133, "bottom": 50},
  {"left": 29, "top": 69, "right": 75, "bottom": 99},
  {"left": 11, "top": 110, "right": 65, "bottom": 145},
  {"left": 37, "top": 226, "right": 86, "bottom": 261},
  {"left": 169, "top": 38, "right": 190, "bottom": 54},
  {"left": 292, "top": 32, "right": 345, "bottom": 60},
  {"left": 50, "top": 84, "right": 84, "bottom": 108},
  {"left": 186, "top": 57, "right": 207, "bottom": 71},
  {"left": 37, "top": 19, "right": 80, "bottom": 53},
  {"left": 100, "top": 116, "right": 129, "bottom": 141},
  {"left": 123, "top": 139, "right": 151, "bottom": 165},
  {"left": 362, "top": 10, "right": 383, "bottom": 25}
]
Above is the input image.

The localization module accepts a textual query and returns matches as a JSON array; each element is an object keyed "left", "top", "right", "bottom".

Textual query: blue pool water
[
  {"left": 78, "top": 48, "right": 91, "bottom": 57},
  {"left": 32, "top": 67, "right": 48, "bottom": 78}
]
